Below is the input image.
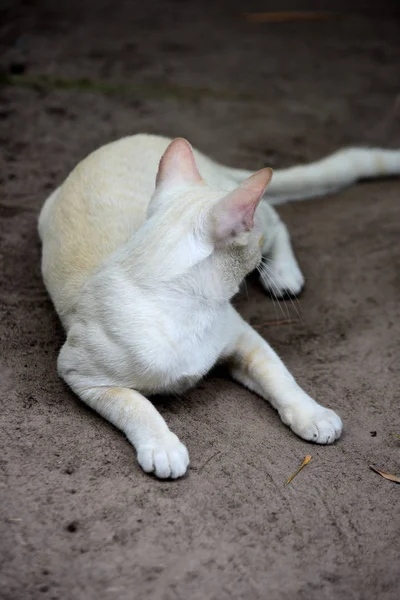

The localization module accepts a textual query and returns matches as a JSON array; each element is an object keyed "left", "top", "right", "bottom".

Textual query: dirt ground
[{"left": 1, "top": 1, "right": 399, "bottom": 599}]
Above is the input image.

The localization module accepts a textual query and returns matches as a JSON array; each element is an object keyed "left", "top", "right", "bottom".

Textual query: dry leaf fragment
[
  {"left": 369, "top": 465, "right": 400, "bottom": 484},
  {"left": 391, "top": 433, "right": 400, "bottom": 440},
  {"left": 285, "top": 455, "right": 312, "bottom": 485}
]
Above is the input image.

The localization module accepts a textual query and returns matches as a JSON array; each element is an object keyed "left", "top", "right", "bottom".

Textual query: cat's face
[{"left": 148, "top": 138, "right": 272, "bottom": 295}]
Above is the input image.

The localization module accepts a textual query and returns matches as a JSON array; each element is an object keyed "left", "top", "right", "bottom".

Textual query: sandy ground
[{"left": 1, "top": 1, "right": 400, "bottom": 599}]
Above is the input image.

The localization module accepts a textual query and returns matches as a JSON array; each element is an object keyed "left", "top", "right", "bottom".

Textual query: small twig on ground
[
  {"left": 199, "top": 451, "right": 221, "bottom": 473},
  {"left": 285, "top": 455, "right": 312, "bottom": 485},
  {"left": 253, "top": 318, "right": 298, "bottom": 330}
]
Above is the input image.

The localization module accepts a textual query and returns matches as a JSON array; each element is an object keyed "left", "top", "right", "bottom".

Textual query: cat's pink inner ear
[
  {"left": 213, "top": 168, "right": 273, "bottom": 240},
  {"left": 156, "top": 138, "right": 203, "bottom": 189}
]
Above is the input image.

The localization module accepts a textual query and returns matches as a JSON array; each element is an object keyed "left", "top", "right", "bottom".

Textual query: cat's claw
[
  {"left": 137, "top": 434, "right": 189, "bottom": 479},
  {"left": 280, "top": 404, "right": 343, "bottom": 444}
]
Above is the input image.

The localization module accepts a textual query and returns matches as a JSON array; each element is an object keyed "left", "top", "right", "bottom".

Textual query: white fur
[
  {"left": 39, "top": 135, "right": 400, "bottom": 478},
  {"left": 223, "top": 146, "right": 400, "bottom": 203}
]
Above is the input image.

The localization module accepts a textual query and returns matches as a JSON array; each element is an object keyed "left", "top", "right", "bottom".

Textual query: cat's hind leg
[
  {"left": 222, "top": 307, "right": 342, "bottom": 444},
  {"left": 256, "top": 202, "right": 305, "bottom": 298}
]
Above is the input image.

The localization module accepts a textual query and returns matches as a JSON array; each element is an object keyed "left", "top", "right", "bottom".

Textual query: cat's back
[
  {"left": 38, "top": 134, "right": 173, "bottom": 323},
  {"left": 38, "top": 133, "right": 235, "bottom": 326}
]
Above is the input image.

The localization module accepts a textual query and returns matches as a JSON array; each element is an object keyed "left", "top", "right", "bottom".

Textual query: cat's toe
[
  {"left": 137, "top": 435, "right": 189, "bottom": 479},
  {"left": 311, "top": 411, "right": 343, "bottom": 443},
  {"left": 282, "top": 406, "right": 343, "bottom": 444}
]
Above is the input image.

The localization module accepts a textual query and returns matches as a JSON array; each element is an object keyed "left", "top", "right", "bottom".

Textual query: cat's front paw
[
  {"left": 260, "top": 257, "right": 305, "bottom": 299},
  {"left": 137, "top": 433, "right": 189, "bottom": 479},
  {"left": 280, "top": 404, "right": 343, "bottom": 444}
]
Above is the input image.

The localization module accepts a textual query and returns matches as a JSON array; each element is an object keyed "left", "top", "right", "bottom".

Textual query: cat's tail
[{"left": 222, "top": 148, "right": 400, "bottom": 205}]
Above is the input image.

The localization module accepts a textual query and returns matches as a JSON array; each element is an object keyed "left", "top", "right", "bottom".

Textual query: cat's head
[{"left": 145, "top": 138, "right": 272, "bottom": 298}]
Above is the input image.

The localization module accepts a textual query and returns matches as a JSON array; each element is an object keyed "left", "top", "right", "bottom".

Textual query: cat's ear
[
  {"left": 156, "top": 138, "right": 203, "bottom": 189},
  {"left": 212, "top": 168, "right": 273, "bottom": 241}
]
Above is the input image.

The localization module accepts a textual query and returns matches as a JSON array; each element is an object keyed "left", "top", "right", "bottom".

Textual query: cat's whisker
[
  {"left": 242, "top": 277, "right": 249, "bottom": 301},
  {"left": 260, "top": 266, "right": 301, "bottom": 325},
  {"left": 268, "top": 276, "right": 292, "bottom": 321},
  {"left": 256, "top": 265, "right": 281, "bottom": 322},
  {"left": 264, "top": 264, "right": 303, "bottom": 323},
  {"left": 257, "top": 265, "right": 280, "bottom": 320},
  {"left": 260, "top": 257, "right": 304, "bottom": 321},
  {"left": 265, "top": 261, "right": 303, "bottom": 308},
  {"left": 258, "top": 264, "right": 290, "bottom": 320}
]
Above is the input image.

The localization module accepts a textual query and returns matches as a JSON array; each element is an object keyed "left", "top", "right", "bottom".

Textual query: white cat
[{"left": 38, "top": 134, "right": 400, "bottom": 478}]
